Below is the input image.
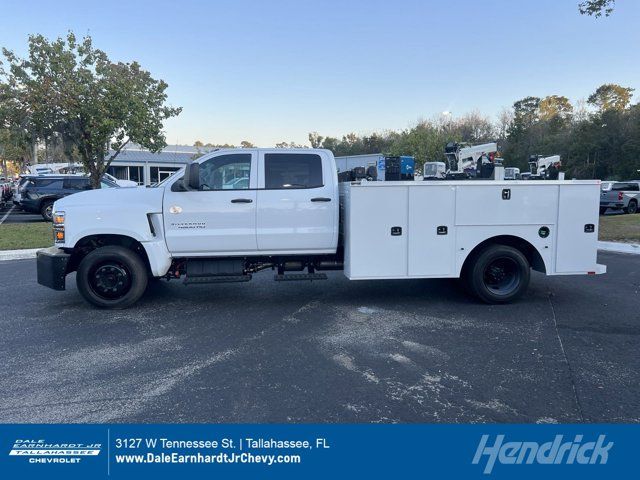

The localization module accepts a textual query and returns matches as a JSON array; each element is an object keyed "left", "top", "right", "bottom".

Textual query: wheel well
[
  {"left": 461, "top": 235, "right": 546, "bottom": 275},
  {"left": 67, "top": 234, "right": 151, "bottom": 274},
  {"left": 39, "top": 197, "right": 58, "bottom": 210}
]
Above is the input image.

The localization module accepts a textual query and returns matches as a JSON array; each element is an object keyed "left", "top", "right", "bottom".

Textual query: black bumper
[{"left": 37, "top": 247, "right": 71, "bottom": 291}]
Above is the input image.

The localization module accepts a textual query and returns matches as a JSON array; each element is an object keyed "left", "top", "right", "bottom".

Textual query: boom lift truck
[
  {"left": 423, "top": 142, "right": 500, "bottom": 180},
  {"left": 527, "top": 155, "right": 562, "bottom": 180}
]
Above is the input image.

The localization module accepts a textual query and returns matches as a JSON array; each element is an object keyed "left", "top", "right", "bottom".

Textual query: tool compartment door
[
  {"left": 555, "top": 184, "right": 599, "bottom": 273},
  {"left": 455, "top": 184, "right": 558, "bottom": 226},
  {"left": 408, "top": 185, "right": 456, "bottom": 276},
  {"left": 345, "top": 186, "right": 408, "bottom": 278}
]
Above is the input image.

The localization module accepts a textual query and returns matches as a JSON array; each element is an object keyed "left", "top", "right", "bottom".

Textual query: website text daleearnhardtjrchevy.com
[{"left": 115, "top": 451, "right": 301, "bottom": 465}]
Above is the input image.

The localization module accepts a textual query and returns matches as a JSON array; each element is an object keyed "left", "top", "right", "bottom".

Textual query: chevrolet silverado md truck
[{"left": 37, "top": 148, "right": 605, "bottom": 309}]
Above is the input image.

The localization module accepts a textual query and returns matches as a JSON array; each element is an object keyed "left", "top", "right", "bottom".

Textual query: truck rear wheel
[
  {"left": 466, "top": 244, "right": 530, "bottom": 304},
  {"left": 76, "top": 246, "right": 148, "bottom": 309}
]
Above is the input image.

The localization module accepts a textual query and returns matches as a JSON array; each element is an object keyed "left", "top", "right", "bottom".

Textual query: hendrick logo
[{"left": 472, "top": 434, "right": 613, "bottom": 474}]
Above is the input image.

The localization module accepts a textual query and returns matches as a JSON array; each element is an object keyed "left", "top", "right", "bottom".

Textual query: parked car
[
  {"left": 600, "top": 181, "right": 640, "bottom": 214},
  {"left": 0, "top": 177, "right": 13, "bottom": 203},
  {"left": 17, "top": 174, "right": 118, "bottom": 221}
]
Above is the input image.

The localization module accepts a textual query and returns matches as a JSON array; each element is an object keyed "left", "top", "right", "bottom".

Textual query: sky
[{"left": 1, "top": 0, "right": 639, "bottom": 147}]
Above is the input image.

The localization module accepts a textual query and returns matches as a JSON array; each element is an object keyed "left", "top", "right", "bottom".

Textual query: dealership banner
[{"left": 0, "top": 424, "right": 634, "bottom": 479}]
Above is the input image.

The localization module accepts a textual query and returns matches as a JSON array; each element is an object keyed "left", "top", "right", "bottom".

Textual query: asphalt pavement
[
  {"left": 0, "top": 251, "right": 637, "bottom": 424},
  {"left": 0, "top": 203, "right": 43, "bottom": 224}
]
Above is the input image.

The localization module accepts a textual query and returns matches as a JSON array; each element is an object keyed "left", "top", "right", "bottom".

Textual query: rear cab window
[{"left": 264, "top": 153, "right": 323, "bottom": 189}]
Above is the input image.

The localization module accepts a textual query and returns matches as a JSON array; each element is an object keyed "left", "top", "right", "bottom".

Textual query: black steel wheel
[
  {"left": 76, "top": 246, "right": 148, "bottom": 308},
  {"left": 466, "top": 244, "right": 530, "bottom": 304}
]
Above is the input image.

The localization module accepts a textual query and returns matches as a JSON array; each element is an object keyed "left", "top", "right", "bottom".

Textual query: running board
[
  {"left": 184, "top": 274, "right": 252, "bottom": 285},
  {"left": 274, "top": 273, "right": 327, "bottom": 281}
]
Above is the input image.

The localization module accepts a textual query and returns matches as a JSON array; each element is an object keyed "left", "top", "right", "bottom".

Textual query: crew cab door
[
  {"left": 256, "top": 151, "right": 337, "bottom": 252},
  {"left": 163, "top": 151, "right": 258, "bottom": 255}
]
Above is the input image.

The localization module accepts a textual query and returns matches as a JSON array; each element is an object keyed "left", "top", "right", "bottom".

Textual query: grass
[
  {"left": 0, "top": 213, "right": 637, "bottom": 251},
  {"left": 598, "top": 214, "right": 640, "bottom": 243},
  {"left": 0, "top": 222, "right": 53, "bottom": 250}
]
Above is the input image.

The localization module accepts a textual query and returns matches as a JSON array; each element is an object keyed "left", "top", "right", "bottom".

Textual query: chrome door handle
[
  {"left": 311, "top": 197, "right": 331, "bottom": 202},
  {"left": 231, "top": 198, "right": 253, "bottom": 203}
]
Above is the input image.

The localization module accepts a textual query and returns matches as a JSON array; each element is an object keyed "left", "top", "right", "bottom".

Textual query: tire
[
  {"left": 465, "top": 244, "right": 530, "bottom": 304},
  {"left": 40, "top": 201, "right": 54, "bottom": 221},
  {"left": 599, "top": 207, "right": 607, "bottom": 215},
  {"left": 625, "top": 200, "right": 638, "bottom": 214},
  {"left": 76, "top": 246, "right": 148, "bottom": 309}
]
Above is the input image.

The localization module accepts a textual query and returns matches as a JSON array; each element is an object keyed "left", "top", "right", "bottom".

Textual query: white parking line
[{"left": 0, "top": 205, "right": 15, "bottom": 225}]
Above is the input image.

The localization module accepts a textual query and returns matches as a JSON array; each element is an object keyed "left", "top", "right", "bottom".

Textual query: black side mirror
[{"left": 182, "top": 162, "right": 200, "bottom": 190}]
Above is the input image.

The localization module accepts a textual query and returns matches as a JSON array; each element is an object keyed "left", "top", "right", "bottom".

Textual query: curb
[
  {"left": 597, "top": 241, "right": 640, "bottom": 255},
  {"left": 0, "top": 242, "right": 638, "bottom": 262},
  {"left": 0, "top": 248, "right": 43, "bottom": 261}
]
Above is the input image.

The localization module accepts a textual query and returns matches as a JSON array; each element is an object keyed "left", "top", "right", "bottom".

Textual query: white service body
[{"left": 340, "top": 180, "right": 605, "bottom": 279}]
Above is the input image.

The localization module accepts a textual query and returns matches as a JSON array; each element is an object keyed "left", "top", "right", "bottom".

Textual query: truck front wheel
[
  {"left": 76, "top": 246, "right": 148, "bottom": 309},
  {"left": 466, "top": 245, "right": 530, "bottom": 304}
]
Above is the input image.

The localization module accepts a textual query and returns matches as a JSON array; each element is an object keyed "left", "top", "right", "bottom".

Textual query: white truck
[
  {"left": 36, "top": 148, "right": 606, "bottom": 309},
  {"left": 527, "top": 155, "right": 562, "bottom": 180}
]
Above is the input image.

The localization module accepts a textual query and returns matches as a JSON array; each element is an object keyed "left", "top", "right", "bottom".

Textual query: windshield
[{"left": 424, "top": 164, "right": 439, "bottom": 176}]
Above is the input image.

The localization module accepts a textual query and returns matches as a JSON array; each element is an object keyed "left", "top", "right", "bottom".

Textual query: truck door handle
[
  {"left": 231, "top": 198, "right": 253, "bottom": 203},
  {"left": 311, "top": 197, "right": 331, "bottom": 202}
]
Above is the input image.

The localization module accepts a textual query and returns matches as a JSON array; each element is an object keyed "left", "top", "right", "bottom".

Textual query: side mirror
[{"left": 182, "top": 162, "right": 200, "bottom": 190}]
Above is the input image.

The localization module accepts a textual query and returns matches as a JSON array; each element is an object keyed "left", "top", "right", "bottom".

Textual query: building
[{"left": 106, "top": 144, "right": 216, "bottom": 186}]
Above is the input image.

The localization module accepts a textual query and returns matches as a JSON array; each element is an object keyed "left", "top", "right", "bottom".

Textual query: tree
[
  {"left": 588, "top": 84, "right": 634, "bottom": 112},
  {"left": 308, "top": 131, "right": 323, "bottom": 148},
  {"left": 240, "top": 140, "right": 255, "bottom": 148},
  {"left": 539, "top": 95, "right": 573, "bottom": 122},
  {"left": 579, "top": 0, "right": 615, "bottom": 17},
  {"left": 512, "top": 96, "right": 541, "bottom": 129},
  {"left": 275, "top": 141, "right": 305, "bottom": 148},
  {"left": 1, "top": 32, "right": 181, "bottom": 187}
]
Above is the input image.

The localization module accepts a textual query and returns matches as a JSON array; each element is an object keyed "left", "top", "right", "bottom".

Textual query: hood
[{"left": 55, "top": 185, "right": 164, "bottom": 212}]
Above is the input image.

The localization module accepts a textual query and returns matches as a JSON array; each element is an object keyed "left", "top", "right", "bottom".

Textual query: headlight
[
  {"left": 53, "top": 211, "right": 65, "bottom": 225},
  {"left": 53, "top": 211, "right": 65, "bottom": 243}
]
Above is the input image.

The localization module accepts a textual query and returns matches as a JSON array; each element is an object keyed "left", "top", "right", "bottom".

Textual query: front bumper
[{"left": 37, "top": 246, "right": 71, "bottom": 291}]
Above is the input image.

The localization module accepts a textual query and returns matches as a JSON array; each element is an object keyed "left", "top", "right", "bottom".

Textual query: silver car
[{"left": 600, "top": 181, "right": 640, "bottom": 214}]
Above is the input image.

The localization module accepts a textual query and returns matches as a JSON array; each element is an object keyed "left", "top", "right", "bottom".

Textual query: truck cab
[{"left": 162, "top": 149, "right": 338, "bottom": 255}]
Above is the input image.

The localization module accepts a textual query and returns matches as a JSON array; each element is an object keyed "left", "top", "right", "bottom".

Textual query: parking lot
[
  {"left": 0, "top": 204, "right": 43, "bottom": 224},
  {"left": 0, "top": 251, "right": 637, "bottom": 423}
]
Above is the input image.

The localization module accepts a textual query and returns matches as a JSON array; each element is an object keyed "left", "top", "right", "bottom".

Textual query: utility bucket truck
[
  {"left": 444, "top": 142, "right": 500, "bottom": 179},
  {"left": 527, "top": 155, "right": 562, "bottom": 180},
  {"left": 37, "top": 148, "right": 605, "bottom": 309}
]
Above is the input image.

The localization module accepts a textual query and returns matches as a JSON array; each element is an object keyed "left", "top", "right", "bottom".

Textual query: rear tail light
[{"left": 618, "top": 192, "right": 624, "bottom": 201}]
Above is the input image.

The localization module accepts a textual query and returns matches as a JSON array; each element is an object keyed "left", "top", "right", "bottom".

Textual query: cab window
[
  {"left": 264, "top": 153, "right": 323, "bottom": 189},
  {"left": 199, "top": 154, "right": 251, "bottom": 190}
]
